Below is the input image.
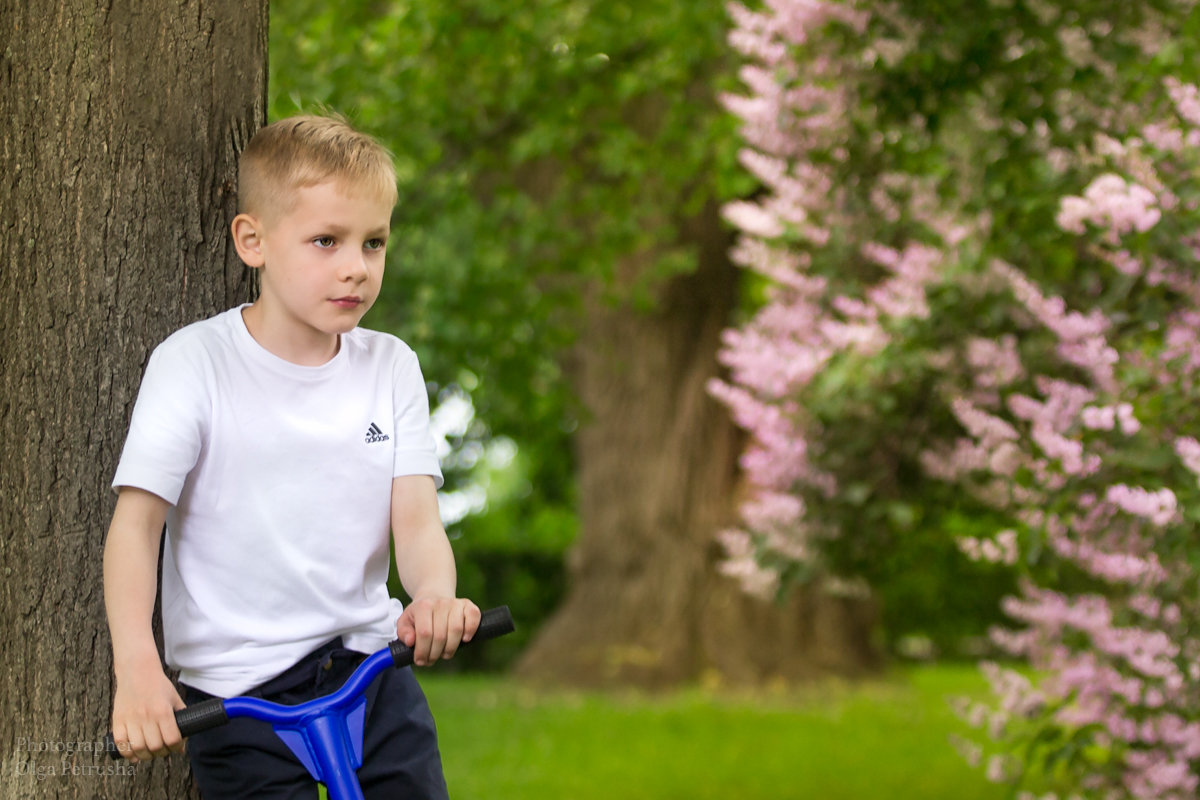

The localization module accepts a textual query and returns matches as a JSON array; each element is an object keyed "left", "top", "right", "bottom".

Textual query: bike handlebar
[
  {"left": 106, "top": 605, "right": 515, "bottom": 758},
  {"left": 388, "top": 604, "right": 516, "bottom": 670}
]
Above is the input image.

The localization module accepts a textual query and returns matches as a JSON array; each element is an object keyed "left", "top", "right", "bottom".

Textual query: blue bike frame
[{"left": 107, "top": 606, "right": 514, "bottom": 800}]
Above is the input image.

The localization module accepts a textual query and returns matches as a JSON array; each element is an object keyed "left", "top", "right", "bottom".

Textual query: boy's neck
[{"left": 240, "top": 304, "right": 341, "bottom": 367}]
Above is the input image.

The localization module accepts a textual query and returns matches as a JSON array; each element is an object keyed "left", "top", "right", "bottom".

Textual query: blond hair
[{"left": 237, "top": 114, "right": 398, "bottom": 220}]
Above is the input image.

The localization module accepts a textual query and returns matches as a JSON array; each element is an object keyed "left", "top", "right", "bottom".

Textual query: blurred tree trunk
[
  {"left": 516, "top": 201, "right": 880, "bottom": 687},
  {"left": 0, "top": 1, "right": 265, "bottom": 796}
]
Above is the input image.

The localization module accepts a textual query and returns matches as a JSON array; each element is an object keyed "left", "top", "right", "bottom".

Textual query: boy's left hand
[{"left": 396, "top": 596, "right": 481, "bottom": 667}]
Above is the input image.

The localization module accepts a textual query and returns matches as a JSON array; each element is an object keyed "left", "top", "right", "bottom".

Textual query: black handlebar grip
[
  {"left": 103, "top": 733, "right": 123, "bottom": 760},
  {"left": 106, "top": 698, "right": 228, "bottom": 760},
  {"left": 174, "top": 697, "right": 229, "bottom": 736},
  {"left": 390, "top": 605, "right": 515, "bottom": 667},
  {"left": 475, "top": 605, "right": 517, "bottom": 641}
]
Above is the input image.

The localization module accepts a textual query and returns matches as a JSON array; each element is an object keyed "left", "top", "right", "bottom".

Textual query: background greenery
[
  {"left": 269, "top": 0, "right": 1027, "bottom": 664},
  {"left": 270, "top": 0, "right": 744, "bottom": 665},
  {"left": 268, "top": 2, "right": 1199, "bottom": 796}
]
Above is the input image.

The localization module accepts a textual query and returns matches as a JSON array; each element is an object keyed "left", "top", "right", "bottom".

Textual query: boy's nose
[{"left": 341, "top": 252, "right": 370, "bottom": 282}]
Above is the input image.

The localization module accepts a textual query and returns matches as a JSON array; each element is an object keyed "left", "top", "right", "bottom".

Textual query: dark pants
[{"left": 183, "top": 638, "right": 449, "bottom": 799}]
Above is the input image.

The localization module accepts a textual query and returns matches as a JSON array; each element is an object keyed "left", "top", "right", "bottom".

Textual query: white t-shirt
[{"left": 112, "top": 306, "right": 443, "bottom": 697}]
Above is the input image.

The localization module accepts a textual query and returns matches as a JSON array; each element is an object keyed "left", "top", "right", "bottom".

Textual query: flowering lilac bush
[
  {"left": 710, "top": 0, "right": 1009, "bottom": 631},
  {"left": 714, "top": 0, "right": 1200, "bottom": 795},
  {"left": 933, "top": 106, "right": 1200, "bottom": 795}
]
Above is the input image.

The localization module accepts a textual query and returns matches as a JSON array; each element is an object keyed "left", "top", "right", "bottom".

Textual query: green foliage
[
  {"left": 271, "top": 0, "right": 740, "bottom": 391},
  {"left": 797, "top": 332, "right": 1019, "bottom": 654},
  {"left": 265, "top": 1, "right": 1200, "bottom": 665},
  {"left": 270, "top": 2, "right": 743, "bottom": 623},
  {"left": 445, "top": 474, "right": 577, "bottom": 670}
]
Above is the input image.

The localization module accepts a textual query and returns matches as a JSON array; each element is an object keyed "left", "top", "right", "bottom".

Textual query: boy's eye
[
  {"left": 365, "top": 238, "right": 386, "bottom": 251},
  {"left": 314, "top": 236, "right": 336, "bottom": 248}
]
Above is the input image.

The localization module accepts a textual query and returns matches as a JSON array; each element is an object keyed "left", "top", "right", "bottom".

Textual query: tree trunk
[
  {"left": 0, "top": 2, "right": 265, "bottom": 796},
  {"left": 516, "top": 202, "right": 880, "bottom": 688}
]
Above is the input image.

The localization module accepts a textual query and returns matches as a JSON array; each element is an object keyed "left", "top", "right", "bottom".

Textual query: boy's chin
[{"left": 326, "top": 309, "right": 371, "bottom": 331}]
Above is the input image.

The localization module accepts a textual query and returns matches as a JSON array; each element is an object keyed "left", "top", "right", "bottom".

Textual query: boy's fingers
[
  {"left": 402, "top": 598, "right": 482, "bottom": 663},
  {"left": 111, "top": 724, "right": 135, "bottom": 762},
  {"left": 443, "top": 604, "right": 473, "bottom": 658},
  {"left": 162, "top": 718, "right": 185, "bottom": 754},
  {"left": 463, "top": 602, "right": 482, "bottom": 641},
  {"left": 142, "top": 725, "right": 167, "bottom": 760},
  {"left": 115, "top": 721, "right": 148, "bottom": 762},
  {"left": 412, "top": 606, "right": 434, "bottom": 666},
  {"left": 428, "top": 623, "right": 448, "bottom": 662},
  {"left": 442, "top": 616, "right": 463, "bottom": 659},
  {"left": 395, "top": 613, "right": 416, "bottom": 647},
  {"left": 127, "top": 730, "right": 152, "bottom": 762}
]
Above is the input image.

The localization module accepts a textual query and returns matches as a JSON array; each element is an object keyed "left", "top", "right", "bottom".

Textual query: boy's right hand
[{"left": 110, "top": 660, "right": 187, "bottom": 763}]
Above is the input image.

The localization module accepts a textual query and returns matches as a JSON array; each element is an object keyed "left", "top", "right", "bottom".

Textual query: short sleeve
[
  {"left": 391, "top": 349, "right": 444, "bottom": 488},
  {"left": 111, "top": 340, "right": 210, "bottom": 504}
]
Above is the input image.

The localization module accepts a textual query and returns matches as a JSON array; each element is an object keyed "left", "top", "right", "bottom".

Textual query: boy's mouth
[{"left": 330, "top": 296, "right": 363, "bottom": 309}]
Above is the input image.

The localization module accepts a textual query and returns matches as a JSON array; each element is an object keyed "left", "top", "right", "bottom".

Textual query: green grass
[{"left": 420, "top": 663, "right": 1007, "bottom": 800}]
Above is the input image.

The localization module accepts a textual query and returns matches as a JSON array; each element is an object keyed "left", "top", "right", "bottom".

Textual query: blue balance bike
[{"left": 107, "top": 606, "right": 514, "bottom": 800}]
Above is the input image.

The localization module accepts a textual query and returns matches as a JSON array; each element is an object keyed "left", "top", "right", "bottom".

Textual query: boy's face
[{"left": 239, "top": 180, "right": 392, "bottom": 348}]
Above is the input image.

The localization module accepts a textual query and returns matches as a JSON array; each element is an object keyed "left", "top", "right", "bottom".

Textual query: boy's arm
[
  {"left": 391, "top": 475, "right": 480, "bottom": 666},
  {"left": 103, "top": 487, "right": 185, "bottom": 762}
]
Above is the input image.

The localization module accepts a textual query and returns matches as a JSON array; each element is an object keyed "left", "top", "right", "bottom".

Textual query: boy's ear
[{"left": 231, "top": 213, "right": 266, "bottom": 268}]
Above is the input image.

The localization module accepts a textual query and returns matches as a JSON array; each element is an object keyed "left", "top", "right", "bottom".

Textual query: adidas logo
[{"left": 365, "top": 422, "right": 390, "bottom": 444}]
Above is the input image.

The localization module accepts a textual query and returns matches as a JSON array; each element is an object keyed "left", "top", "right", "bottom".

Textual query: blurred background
[{"left": 269, "top": 2, "right": 1200, "bottom": 798}]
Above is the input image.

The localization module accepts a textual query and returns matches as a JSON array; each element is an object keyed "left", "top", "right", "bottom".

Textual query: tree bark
[
  {"left": 0, "top": 2, "right": 265, "bottom": 796},
  {"left": 516, "top": 202, "right": 880, "bottom": 688}
]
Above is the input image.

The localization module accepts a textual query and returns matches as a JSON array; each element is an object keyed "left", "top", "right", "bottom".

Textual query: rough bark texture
[
  {"left": 516, "top": 202, "right": 880, "bottom": 688},
  {"left": 0, "top": 2, "right": 266, "bottom": 797}
]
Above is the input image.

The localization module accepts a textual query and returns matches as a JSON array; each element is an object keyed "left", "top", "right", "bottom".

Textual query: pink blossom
[
  {"left": 1173, "top": 436, "right": 1200, "bottom": 484},
  {"left": 1104, "top": 248, "right": 1144, "bottom": 276},
  {"left": 966, "top": 336, "right": 1024, "bottom": 388},
  {"left": 948, "top": 733, "right": 983, "bottom": 767},
  {"left": 1128, "top": 594, "right": 1163, "bottom": 620},
  {"left": 980, "top": 661, "right": 1044, "bottom": 717},
  {"left": 1116, "top": 403, "right": 1140, "bottom": 435},
  {"left": 952, "top": 398, "right": 1020, "bottom": 447},
  {"left": 1081, "top": 405, "right": 1117, "bottom": 430},
  {"left": 722, "top": 200, "right": 784, "bottom": 238},
  {"left": 959, "top": 529, "right": 1019, "bottom": 565},
  {"left": 996, "top": 262, "right": 1119, "bottom": 390},
  {"left": 1124, "top": 752, "right": 1198, "bottom": 798},
  {"left": 1162, "top": 311, "right": 1200, "bottom": 379},
  {"left": 717, "top": 529, "right": 780, "bottom": 598},
  {"left": 1055, "top": 174, "right": 1162, "bottom": 242},
  {"left": 1142, "top": 121, "right": 1189, "bottom": 154},
  {"left": 1049, "top": 536, "right": 1166, "bottom": 586},
  {"left": 1165, "top": 77, "right": 1200, "bottom": 127},
  {"left": 1030, "top": 422, "right": 1091, "bottom": 475},
  {"left": 742, "top": 490, "right": 805, "bottom": 533},
  {"left": 988, "top": 442, "right": 1024, "bottom": 477},
  {"left": 729, "top": 238, "right": 822, "bottom": 291},
  {"left": 726, "top": 3, "right": 789, "bottom": 65},
  {"left": 1105, "top": 484, "right": 1178, "bottom": 527},
  {"left": 1082, "top": 403, "right": 1140, "bottom": 435}
]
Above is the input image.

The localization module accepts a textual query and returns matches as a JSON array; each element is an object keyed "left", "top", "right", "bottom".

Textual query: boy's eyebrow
[{"left": 312, "top": 222, "right": 390, "bottom": 238}]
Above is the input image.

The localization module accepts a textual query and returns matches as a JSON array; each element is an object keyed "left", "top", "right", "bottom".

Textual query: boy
[{"left": 103, "top": 115, "right": 478, "bottom": 798}]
